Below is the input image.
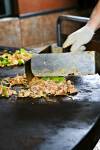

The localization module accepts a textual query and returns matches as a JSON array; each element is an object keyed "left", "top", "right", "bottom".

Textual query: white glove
[{"left": 63, "top": 25, "right": 94, "bottom": 52}]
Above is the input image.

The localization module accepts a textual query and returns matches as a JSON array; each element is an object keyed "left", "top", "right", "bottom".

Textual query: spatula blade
[{"left": 30, "top": 51, "right": 95, "bottom": 76}]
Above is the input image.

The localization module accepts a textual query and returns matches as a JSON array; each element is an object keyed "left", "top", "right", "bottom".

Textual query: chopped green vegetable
[
  {"left": 42, "top": 76, "right": 65, "bottom": 83},
  {"left": 15, "top": 48, "right": 26, "bottom": 54},
  {"left": 0, "top": 57, "right": 3, "bottom": 61},
  {"left": 20, "top": 48, "right": 26, "bottom": 54},
  {"left": 15, "top": 50, "right": 20, "bottom": 54},
  {"left": 0, "top": 57, "right": 10, "bottom": 66},
  {"left": 2, "top": 86, "right": 9, "bottom": 97},
  {"left": 18, "top": 59, "right": 25, "bottom": 65}
]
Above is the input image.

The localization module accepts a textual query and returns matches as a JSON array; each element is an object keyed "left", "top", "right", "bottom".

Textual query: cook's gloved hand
[{"left": 63, "top": 25, "right": 95, "bottom": 52}]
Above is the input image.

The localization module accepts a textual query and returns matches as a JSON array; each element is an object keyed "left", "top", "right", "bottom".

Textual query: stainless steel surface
[
  {"left": 30, "top": 51, "right": 97, "bottom": 76},
  {"left": 62, "top": 15, "right": 89, "bottom": 23}
]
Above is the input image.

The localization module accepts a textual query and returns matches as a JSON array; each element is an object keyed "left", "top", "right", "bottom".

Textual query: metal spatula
[{"left": 25, "top": 51, "right": 100, "bottom": 81}]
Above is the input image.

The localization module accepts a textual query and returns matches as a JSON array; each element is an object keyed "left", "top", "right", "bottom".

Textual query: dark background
[{"left": 0, "top": 0, "right": 98, "bottom": 17}]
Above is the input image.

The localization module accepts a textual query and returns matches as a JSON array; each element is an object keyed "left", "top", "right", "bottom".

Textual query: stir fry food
[
  {"left": 0, "top": 75, "right": 77, "bottom": 99},
  {"left": 0, "top": 85, "right": 16, "bottom": 97},
  {"left": 0, "top": 48, "right": 32, "bottom": 67}
]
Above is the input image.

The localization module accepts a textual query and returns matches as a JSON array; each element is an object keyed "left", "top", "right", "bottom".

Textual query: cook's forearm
[{"left": 86, "top": 0, "right": 100, "bottom": 31}]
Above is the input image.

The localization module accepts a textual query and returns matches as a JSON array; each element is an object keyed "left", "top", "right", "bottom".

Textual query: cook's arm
[
  {"left": 87, "top": 0, "right": 100, "bottom": 31},
  {"left": 63, "top": 0, "right": 100, "bottom": 52}
]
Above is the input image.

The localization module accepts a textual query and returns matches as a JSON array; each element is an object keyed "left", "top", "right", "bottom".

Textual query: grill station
[{"left": 0, "top": 15, "right": 100, "bottom": 150}]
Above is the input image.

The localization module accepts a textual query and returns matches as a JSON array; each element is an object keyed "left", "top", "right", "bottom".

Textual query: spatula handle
[
  {"left": 56, "top": 15, "right": 89, "bottom": 47},
  {"left": 56, "top": 15, "right": 100, "bottom": 53}
]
